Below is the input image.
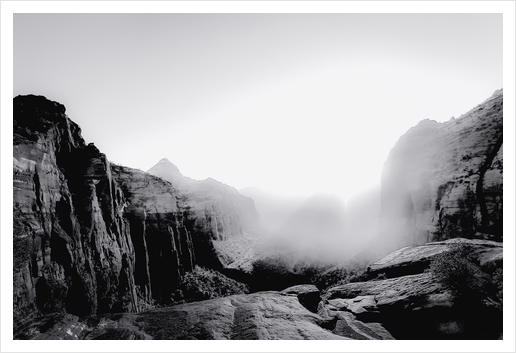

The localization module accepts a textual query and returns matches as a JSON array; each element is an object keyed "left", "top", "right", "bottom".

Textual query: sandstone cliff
[
  {"left": 13, "top": 95, "right": 140, "bottom": 322},
  {"left": 147, "top": 158, "right": 263, "bottom": 270},
  {"left": 12, "top": 95, "right": 249, "bottom": 324},
  {"left": 380, "top": 89, "right": 503, "bottom": 251}
]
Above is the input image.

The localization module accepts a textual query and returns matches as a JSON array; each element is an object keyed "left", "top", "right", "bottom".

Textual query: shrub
[
  {"left": 178, "top": 266, "right": 249, "bottom": 302},
  {"left": 491, "top": 267, "right": 503, "bottom": 305},
  {"left": 428, "top": 243, "right": 487, "bottom": 300},
  {"left": 250, "top": 256, "right": 367, "bottom": 292},
  {"left": 250, "top": 256, "right": 301, "bottom": 291},
  {"left": 13, "top": 210, "right": 33, "bottom": 272}
]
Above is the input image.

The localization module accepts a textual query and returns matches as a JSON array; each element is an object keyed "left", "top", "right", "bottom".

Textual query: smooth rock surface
[{"left": 14, "top": 292, "right": 348, "bottom": 340}]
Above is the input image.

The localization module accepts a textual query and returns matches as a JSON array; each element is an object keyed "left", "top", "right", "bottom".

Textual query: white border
[{"left": 1, "top": 1, "right": 515, "bottom": 352}]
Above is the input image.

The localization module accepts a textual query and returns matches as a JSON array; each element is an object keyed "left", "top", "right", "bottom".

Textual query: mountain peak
[
  {"left": 147, "top": 158, "right": 184, "bottom": 186},
  {"left": 157, "top": 157, "right": 172, "bottom": 165}
]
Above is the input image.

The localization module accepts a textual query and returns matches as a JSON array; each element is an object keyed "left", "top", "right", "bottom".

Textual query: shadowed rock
[{"left": 14, "top": 292, "right": 348, "bottom": 340}]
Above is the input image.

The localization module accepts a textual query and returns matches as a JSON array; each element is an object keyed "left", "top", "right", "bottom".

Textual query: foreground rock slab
[
  {"left": 14, "top": 292, "right": 348, "bottom": 340},
  {"left": 320, "top": 238, "right": 503, "bottom": 339}
]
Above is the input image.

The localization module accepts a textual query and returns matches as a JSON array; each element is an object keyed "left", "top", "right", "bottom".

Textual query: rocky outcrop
[
  {"left": 281, "top": 284, "right": 321, "bottom": 313},
  {"left": 147, "top": 159, "right": 263, "bottom": 270},
  {"left": 14, "top": 291, "right": 348, "bottom": 340},
  {"left": 380, "top": 89, "right": 503, "bottom": 251},
  {"left": 320, "top": 238, "right": 503, "bottom": 339},
  {"left": 14, "top": 232, "right": 501, "bottom": 340},
  {"left": 13, "top": 95, "right": 139, "bottom": 322}
]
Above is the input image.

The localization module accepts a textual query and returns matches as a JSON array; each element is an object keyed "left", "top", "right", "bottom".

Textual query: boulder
[{"left": 281, "top": 284, "right": 321, "bottom": 312}]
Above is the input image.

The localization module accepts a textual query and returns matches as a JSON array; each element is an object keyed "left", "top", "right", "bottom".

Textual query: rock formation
[
  {"left": 15, "top": 238, "right": 500, "bottom": 340},
  {"left": 12, "top": 95, "right": 253, "bottom": 324},
  {"left": 110, "top": 165, "right": 196, "bottom": 305},
  {"left": 13, "top": 95, "right": 140, "bottom": 322},
  {"left": 147, "top": 158, "right": 263, "bottom": 270},
  {"left": 320, "top": 238, "right": 502, "bottom": 339},
  {"left": 380, "top": 89, "right": 503, "bottom": 252}
]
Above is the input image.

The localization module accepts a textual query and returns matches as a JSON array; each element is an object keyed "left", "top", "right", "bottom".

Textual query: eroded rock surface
[
  {"left": 14, "top": 292, "right": 347, "bottom": 340},
  {"left": 320, "top": 239, "right": 503, "bottom": 339},
  {"left": 13, "top": 95, "right": 140, "bottom": 322}
]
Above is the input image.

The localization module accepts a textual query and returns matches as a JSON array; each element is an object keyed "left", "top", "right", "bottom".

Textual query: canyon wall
[
  {"left": 379, "top": 90, "right": 503, "bottom": 251},
  {"left": 12, "top": 95, "right": 256, "bottom": 322},
  {"left": 147, "top": 158, "right": 264, "bottom": 270},
  {"left": 13, "top": 95, "right": 139, "bottom": 322}
]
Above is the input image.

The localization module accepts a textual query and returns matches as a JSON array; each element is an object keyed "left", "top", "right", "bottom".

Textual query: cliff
[
  {"left": 12, "top": 95, "right": 249, "bottom": 324},
  {"left": 110, "top": 165, "right": 196, "bottom": 305},
  {"left": 13, "top": 95, "right": 140, "bottom": 322},
  {"left": 147, "top": 159, "right": 263, "bottom": 270},
  {"left": 379, "top": 89, "right": 503, "bottom": 251}
]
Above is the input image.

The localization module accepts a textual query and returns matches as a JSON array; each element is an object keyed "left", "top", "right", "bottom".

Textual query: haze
[{"left": 13, "top": 13, "right": 502, "bottom": 201}]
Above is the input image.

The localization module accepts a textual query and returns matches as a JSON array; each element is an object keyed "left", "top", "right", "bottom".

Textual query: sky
[{"left": 13, "top": 13, "right": 503, "bottom": 201}]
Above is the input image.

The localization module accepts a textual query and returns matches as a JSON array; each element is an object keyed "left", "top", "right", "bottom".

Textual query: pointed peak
[
  {"left": 148, "top": 158, "right": 181, "bottom": 174},
  {"left": 157, "top": 158, "right": 172, "bottom": 165}
]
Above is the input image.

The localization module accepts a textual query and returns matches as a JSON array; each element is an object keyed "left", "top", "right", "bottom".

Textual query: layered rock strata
[{"left": 13, "top": 95, "right": 139, "bottom": 321}]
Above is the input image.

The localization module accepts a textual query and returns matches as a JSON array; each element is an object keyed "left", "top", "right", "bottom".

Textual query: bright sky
[{"left": 13, "top": 12, "right": 502, "bottom": 200}]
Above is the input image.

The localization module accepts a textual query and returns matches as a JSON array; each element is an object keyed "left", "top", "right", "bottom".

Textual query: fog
[{"left": 247, "top": 186, "right": 383, "bottom": 266}]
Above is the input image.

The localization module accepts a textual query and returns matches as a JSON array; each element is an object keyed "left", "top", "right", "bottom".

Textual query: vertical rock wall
[
  {"left": 111, "top": 165, "right": 196, "bottom": 305},
  {"left": 13, "top": 95, "right": 139, "bottom": 322},
  {"left": 379, "top": 90, "right": 503, "bottom": 251},
  {"left": 13, "top": 95, "right": 211, "bottom": 321}
]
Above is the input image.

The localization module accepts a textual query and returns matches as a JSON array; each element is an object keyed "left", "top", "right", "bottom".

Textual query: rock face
[
  {"left": 12, "top": 95, "right": 252, "bottom": 324},
  {"left": 380, "top": 89, "right": 503, "bottom": 251},
  {"left": 110, "top": 165, "right": 196, "bottom": 305},
  {"left": 320, "top": 238, "right": 503, "bottom": 339},
  {"left": 147, "top": 159, "right": 263, "bottom": 270},
  {"left": 13, "top": 95, "right": 140, "bottom": 322}
]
